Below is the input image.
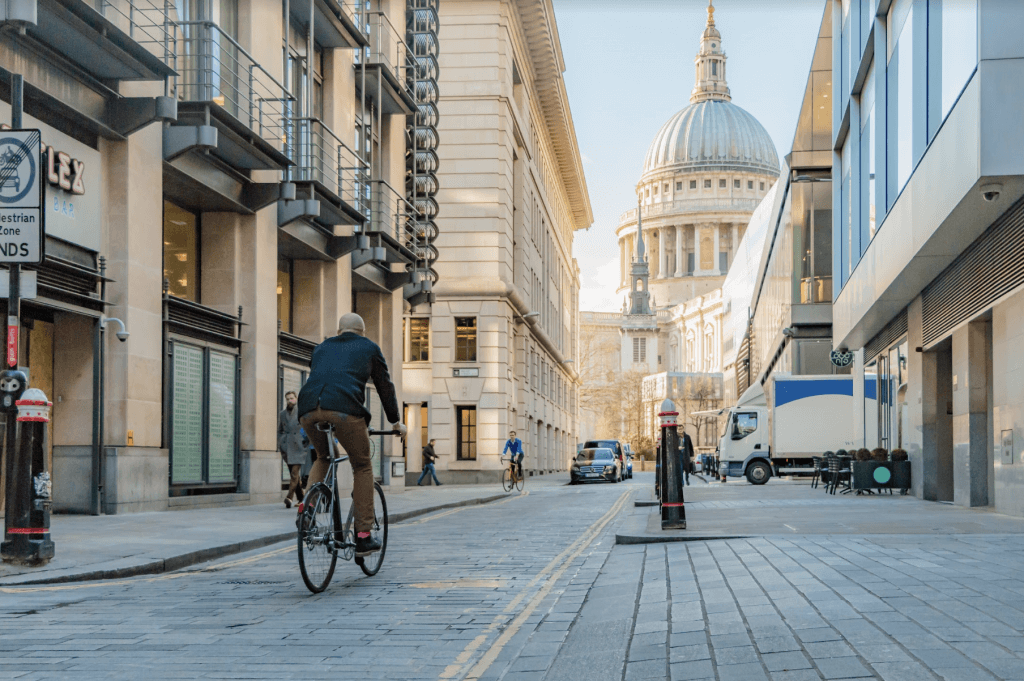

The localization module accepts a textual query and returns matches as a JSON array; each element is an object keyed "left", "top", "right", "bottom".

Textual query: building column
[
  {"left": 713, "top": 224, "right": 722, "bottom": 274},
  {"left": 675, "top": 226, "right": 684, "bottom": 276},
  {"left": 732, "top": 223, "right": 739, "bottom": 263},
  {"left": 658, "top": 229, "right": 667, "bottom": 279},
  {"left": 952, "top": 320, "right": 991, "bottom": 507},
  {"left": 620, "top": 238, "right": 626, "bottom": 286}
]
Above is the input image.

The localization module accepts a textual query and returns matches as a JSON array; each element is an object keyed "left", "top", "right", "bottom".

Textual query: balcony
[
  {"left": 356, "top": 11, "right": 416, "bottom": 115},
  {"left": 350, "top": 180, "right": 424, "bottom": 292},
  {"left": 288, "top": 0, "right": 366, "bottom": 50},
  {"left": 286, "top": 117, "right": 367, "bottom": 227},
  {"left": 164, "top": 21, "right": 293, "bottom": 172}
]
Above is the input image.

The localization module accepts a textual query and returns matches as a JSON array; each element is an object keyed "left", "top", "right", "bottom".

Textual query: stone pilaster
[{"left": 952, "top": 320, "right": 991, "bottom": 507}]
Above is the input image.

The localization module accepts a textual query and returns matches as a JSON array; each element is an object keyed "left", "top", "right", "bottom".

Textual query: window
[
  {"left": 711, "top": 61, "right": 717, "bottom": 76},
  {"left": 886, "top": 0, "right": 916, "bottom": 207},
  {"left": 676, "top": 182, "right": 682, "bottom": 190},
  {"left": 645, "top": 188, "right": 650, "bottom": 197},
  {"left": 455, "top": 317, "right": 476, "bottom": 362},
  {"left": 407, "top": 317, "right": 429, "bottom": 362},
  {"left": 719, "top": 179, "right": 727, "bottom": 188},
  {"left": 760, "top": 182, "right": 765, "bottom": 190},
  {"left": 163, "top": 201, "right": 199, "bottom": 302},
  {"left": 632, "top": 337, "right": 646, "bottom": 363},
  {"left": 654, "top": 185, "right": 659, "bottom": 195},
  {"left": 860, "top": 63, "right": 877, "bottom": 247},
  {"left": 664, "top": 184, "right": 669, "bottom": 193},
  {"left": 719, "top": 252, "right": 728, "bottom": 272},
  {"left": 704, "top": 179, "right": 711, "bottom": 189},
  {"left": 732, "top": 412, "right": 758, "bottom": 439},
  {"left": 277, "top": 257, "right": 292, "bottom": 333},
  {"left": 748, "top": 180, "right": 753, "bottom": 189},
  {"left": 456, "top": 406, "right": 477, "bottom": 460},
  {"left": 690, "top": 180, "right": 697, "bottom": 189},
  {"left": 733, "top": 179, "right": 741, "bottom": 189},
  {"left": 930, "top": 0, "right": 978, "bottom": 126},
  {"left": 420, "top": 403, "right": 429, "bottom": 448},
  {"left": 841, "top": 134, "right": 853, "bottom": 286}
]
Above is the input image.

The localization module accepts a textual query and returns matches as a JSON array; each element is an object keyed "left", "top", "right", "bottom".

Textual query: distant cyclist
[
  {"left": 503, "top": 430, "right": 524, "bottom": 478},
  {"left": 297, "top": 313, "right": 406, "bottom": 556}
]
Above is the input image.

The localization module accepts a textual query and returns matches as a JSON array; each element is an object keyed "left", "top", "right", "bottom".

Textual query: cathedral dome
[{"left": 642, "top": 101, "right": 780, "bottom": 179}]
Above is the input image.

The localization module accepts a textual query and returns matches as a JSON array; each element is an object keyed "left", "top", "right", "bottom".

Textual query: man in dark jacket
[
  {"left": 278, "top": 390, "right": 307, "bottom": 508},
  {"left": 679, "top": 429, "right": 695, "bottom": 486},
  {"left": 298, "top": 313, "right": 406, "bottom": 556},
  {"left": 417, "top": 439, "right": 441, "bottom": 486}
]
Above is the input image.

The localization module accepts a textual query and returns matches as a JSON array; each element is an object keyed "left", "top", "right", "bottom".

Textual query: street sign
[
  {"left": 0, "top": 269, "right": 36, "bottom": 298},
  {"left": 0, "top": 129, "right": 43, "bottom": 264},
  {"left": 830, "top": 349, "right": 854, "bottom": 368}
]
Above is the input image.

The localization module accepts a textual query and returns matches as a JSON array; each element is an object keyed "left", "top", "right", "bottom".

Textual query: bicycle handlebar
[{"left": 368, "top": 429, "right": 403, "bottom": 436}]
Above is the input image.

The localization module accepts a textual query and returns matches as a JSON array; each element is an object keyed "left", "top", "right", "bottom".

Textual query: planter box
[
  {"left": 852, "top": 461, "right": 893, "bottom": 490},
  {"left": 891, "top": 461, "right": 911, "bottom": 491}
]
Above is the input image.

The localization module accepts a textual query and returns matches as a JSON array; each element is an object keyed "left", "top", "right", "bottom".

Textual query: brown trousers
[
  {"left": 299, "top": 408, "right": 374, "bottom": 533},
  {"left": 284, "top": 463, "right": 304, "bottom": 502}
]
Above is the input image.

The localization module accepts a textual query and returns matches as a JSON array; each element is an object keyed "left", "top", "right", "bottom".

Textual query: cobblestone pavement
[{"left": 2, "top": 477, "right": 1024, "bottom": 681}]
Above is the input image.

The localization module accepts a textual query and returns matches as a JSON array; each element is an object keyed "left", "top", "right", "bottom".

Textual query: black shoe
[
  {"left": 436, "top": 482, "right": 443, "bottom": 486},
  {"left": 355, "top": 534, "right": 382, "bottom": 556}
]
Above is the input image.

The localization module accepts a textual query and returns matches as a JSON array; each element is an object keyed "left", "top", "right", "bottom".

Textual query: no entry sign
[{"left": 0, "top": 130, "right": 43, "bottom": 264}]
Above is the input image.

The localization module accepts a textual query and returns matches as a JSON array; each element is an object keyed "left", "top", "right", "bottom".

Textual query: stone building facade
[
  {"left": 0, "top": 0, "right": 436, "bottom": 514},
  {"left": 399, "top": 0, "right": 591, "bottom": 483}
]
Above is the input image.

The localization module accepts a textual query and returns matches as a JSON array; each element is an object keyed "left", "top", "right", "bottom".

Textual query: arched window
[
  {"left": 685, "top": 331, "right": 695, "bottom": 372},
  {"left": 704, "top": 324, "right": 715, "bottom": 369},
  {"left": 637, "top": 279, "right": 644, "bottom": 291}
]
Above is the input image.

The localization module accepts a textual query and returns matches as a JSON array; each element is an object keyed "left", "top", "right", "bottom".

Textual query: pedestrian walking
[
  {"left": 417, "top": 439, "right": 442, "bottom": 486},
  {"left": 278, "top": 391, "right": 307, "bottom": 508},
  {"left": 679, "top": 430, "right": 699, "bottom": 486}
]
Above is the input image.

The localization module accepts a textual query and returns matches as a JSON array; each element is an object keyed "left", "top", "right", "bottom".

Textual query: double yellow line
[{"left": 440, "top": 489, "right": 632, "bottom": 681}]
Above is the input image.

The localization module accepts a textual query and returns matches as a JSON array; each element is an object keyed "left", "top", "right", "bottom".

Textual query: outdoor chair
[
  {"left": 828, "top": 455, "right": 852, "bottom": 495},
  {"left": 811, "top": 456, "right": 822, "bottom": 489}
]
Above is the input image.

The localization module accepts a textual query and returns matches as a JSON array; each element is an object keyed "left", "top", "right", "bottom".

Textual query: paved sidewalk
[
  {"left": 0, "top": 478, "right": 564, "bottom": 586},
  {"left": 617, "top": 474, "right": 1024, "bottom": 543}
]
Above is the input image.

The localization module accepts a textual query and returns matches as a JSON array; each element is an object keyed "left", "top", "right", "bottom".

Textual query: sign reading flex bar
[{"left": 0, "top": 130, "right": 43, "bottom": 264}]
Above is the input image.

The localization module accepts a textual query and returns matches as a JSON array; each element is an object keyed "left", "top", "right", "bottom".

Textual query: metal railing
[
  {"left": 799, "top": 276, "right": 832, "bottom": 304},
  {"left": 620, "top": 198, "right": 763, "bottom": 224},
  {"left": 361, "top": 11, "right": 415, "bottom": 99},
  {"left": 288, "top": 117, "right": 368, "bottom": 208},
  {"left": 172, "top": 21, "right": 292, "bottom": 158},
  {"left": 363, "top": 179, "right": 419, "bottom": 254},
  {"left": 97, "top": 0, "right": 177, "bottom": 66}
]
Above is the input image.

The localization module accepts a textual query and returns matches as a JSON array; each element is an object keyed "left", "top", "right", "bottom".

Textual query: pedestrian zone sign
[{"left": 0, "top": 129, "right": 43, "bottom": 264}]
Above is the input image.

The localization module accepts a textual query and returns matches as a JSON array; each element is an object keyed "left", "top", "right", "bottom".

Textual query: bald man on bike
[{"left": 298, "top": 313, "right": 406, "bottom": 556}]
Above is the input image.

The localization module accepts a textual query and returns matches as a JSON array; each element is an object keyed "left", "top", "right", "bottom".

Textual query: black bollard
[
  {"left": 659, "top": 399, "right": 686, "bottom": 530},
  {"left": 1, "top": 388, "right": 54, "bottom": 565}
]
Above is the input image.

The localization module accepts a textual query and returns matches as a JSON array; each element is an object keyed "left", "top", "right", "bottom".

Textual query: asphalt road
[{"left": 2, "top": 474, "right": 1024, "bottom": 681}]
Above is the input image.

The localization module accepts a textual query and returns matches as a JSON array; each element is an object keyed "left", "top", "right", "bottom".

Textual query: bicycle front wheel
[
  {"left": 515, "top": 470, "right": 524, "bottom": 491},
  {"left": 355, "top": 482, "right": 389, "bottom": 576},
  {"left": 502, "top": 467, "right": 514, "bottom": 492},
  {"left": 298, "top": 484, "right": 338, "bottom": 593}
]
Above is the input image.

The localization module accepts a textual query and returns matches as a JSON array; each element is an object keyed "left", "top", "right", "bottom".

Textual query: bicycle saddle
[{"left": 314, "top": 421, "right": 333, "bottom": 432}]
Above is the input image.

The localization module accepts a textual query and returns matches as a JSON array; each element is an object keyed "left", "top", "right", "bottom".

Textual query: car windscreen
[
  {"left": 575, "top": 448, "right": 613, "bottom": 463},
  {"left": 583, "top": 441, "right": 620, "bottom": 456}
]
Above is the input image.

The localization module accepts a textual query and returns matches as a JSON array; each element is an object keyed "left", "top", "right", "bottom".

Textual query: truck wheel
[{"left": 746, "top": 461, "right": 772, "bottom": 485}]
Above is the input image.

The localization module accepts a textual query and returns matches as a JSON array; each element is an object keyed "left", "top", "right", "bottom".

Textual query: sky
[{"left": 552, "top": 0, "right": 826, "bottom": 312}]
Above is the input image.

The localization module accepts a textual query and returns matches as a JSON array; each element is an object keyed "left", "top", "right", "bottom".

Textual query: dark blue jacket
[{"left": 297, "top": 332, "right": 400, "bottom": 425}]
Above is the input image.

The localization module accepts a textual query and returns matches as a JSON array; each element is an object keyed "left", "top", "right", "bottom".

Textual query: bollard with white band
[
  {"left": 659, "top": 398, "right": 686, "bottom": 530},
  {"left": 1, "top": 388, "right": 55, "bottom": 565}
]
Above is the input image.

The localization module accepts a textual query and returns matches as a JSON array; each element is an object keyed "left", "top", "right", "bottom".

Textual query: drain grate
[{"left": 219, "top": 580, "right": 286, "bottom": 585}]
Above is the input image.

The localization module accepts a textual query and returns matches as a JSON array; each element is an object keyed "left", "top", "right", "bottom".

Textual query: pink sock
[{"left": 357, "top": 532, "right": 370, "bottom": 538}]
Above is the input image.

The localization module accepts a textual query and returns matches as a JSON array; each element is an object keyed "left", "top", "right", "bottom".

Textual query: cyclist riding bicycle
[
  {"left": 297, "top": 313, "right": 406, "bottom": 556},
  {"left": 503, "top": 430, "right": 524, "bottom": 479}
]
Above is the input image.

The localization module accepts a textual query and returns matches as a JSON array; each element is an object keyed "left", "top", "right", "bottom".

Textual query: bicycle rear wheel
[
  {"left": 501, "top": 467, "right": 513, "bottom": 492},
  {"left": 298, "top": 484, "right": 338, "bottom": 593},
  {"left": 355, "top": 482, "right": 388, "bottom": 576},
  {"left": 515, "top": 470, "right": 524, "bottom": 491}
]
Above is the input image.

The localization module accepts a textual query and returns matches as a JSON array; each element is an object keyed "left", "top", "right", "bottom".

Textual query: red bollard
[
  {"left": 0, "top": 388, "right": 54, "bottom": 565},
  {"left": 659, "top": 399, "right": 686, "bottom": 530}
]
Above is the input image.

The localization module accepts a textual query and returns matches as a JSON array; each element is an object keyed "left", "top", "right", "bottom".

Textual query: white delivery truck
[{"left": 711, "top": 374, "right": 877, "bottom": 485}]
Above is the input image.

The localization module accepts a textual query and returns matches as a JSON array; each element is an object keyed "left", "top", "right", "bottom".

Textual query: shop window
[
  {"left": 690, "top": 180, "right": 697, "bottom": 189},
  {"left": 163, "top": 201, "right": 199, "bottom": 302},
  {"left": 455, "top": 317, "right": 477, "bottom": 362},
  {"left": 456, "top": 406, "right": 477, "bottom": 460},
  {"left": 277, "top": 257, "right": 292, "bottom": 333},
  {"left": 408, "top": 317, "right": 430, "bottom": 362},
  {"left": 170, "top": 342, "right": 238, "bottom": 488}
]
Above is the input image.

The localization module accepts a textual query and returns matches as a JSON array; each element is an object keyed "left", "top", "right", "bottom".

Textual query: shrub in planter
[
  {"left": 889, "top": 449, "right": 911, "bottom": 491},
  {"left": 871, "top": 448, "right": 888, "bottom": 462},
  {"left": 854, "top": 448, "right": 872, "bottom": 461}
]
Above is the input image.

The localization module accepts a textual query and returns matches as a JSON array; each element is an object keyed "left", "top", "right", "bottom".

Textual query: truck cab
[{"left": 718, "top": 406, "right": 772, "bottom": 484}]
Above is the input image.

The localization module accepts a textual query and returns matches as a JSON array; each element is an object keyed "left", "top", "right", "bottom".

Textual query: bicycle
[
  {"left": 501, "top": 456, "right": 525, "bottom": 493},
  {"left": 297, "top": 423, "right": 399, "bottom": 593}
]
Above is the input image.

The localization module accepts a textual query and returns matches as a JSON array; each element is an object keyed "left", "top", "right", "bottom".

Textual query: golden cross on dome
[{"left": 707, "top": 0, "right": 715, "bottom": 27}]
